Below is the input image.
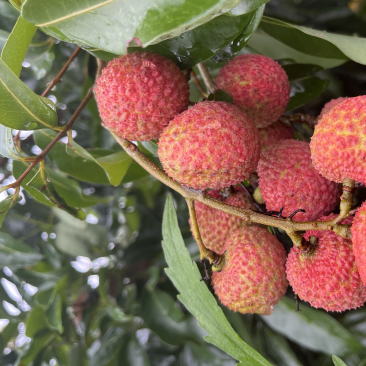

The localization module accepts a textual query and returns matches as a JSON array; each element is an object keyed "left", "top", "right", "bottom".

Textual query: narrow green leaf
[
  {"left": 22, "top": 0, "right": 243, "bottom": 55},
  {"left": 0, "top": 320, "right": 19, "bottom": 354},
  {"left": 1, "top": 16, "right": 36, "bottom": 77},
  {"left": 119, "top": 334, "right": 151, "bottom": 366},
  {"left": 0, "top": 30, "right": 9, "bottom": 52},
  {"left": 137, "top": 141, "right": 159, "bottom": 157},
  {"left": 260, "top": 16, "right": 366, "bottom": 65},
  {"left": 0, "top": 125, "right": 29, "bottom": 160},
  {"left": 0, "top": 59, "right": 58, "bottom": 130},
  {"left": 162, "top": 195, "right": 272, "bottom": 365},
  {"left": 0, "top": 232, "right": 43, "bottom": 269},
  {"left": 260, "top": 296, "right": 363, "bottom": 356},
  {"left": 207, "top": 89, "right": 233, "bottom": 103},
  {"left": 332, "top": 355, "right": 348, "bottom": 366},
  {"left": 0, "top": 193, "right": 21, "bottom": 228},
  {"left": 282, "top": 63, "right": 323, "bottom": 82},
  {"left": 46, "top": 294, "right": 63, "bottom": 333}
]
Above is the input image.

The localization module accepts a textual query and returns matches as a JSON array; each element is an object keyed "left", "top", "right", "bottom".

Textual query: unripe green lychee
[
  {"left": 212, "top": 226, "right": 288, "bottom": 315},
  {"left": 94, "top": 51, "right": 189, "bottom": 141},
  {"left": 317, "top": 97, "right": 348, "bottom": 121},
  {"left": 258, "top": 121, "right": 294, "bottom": 150},
  {"left": 286, "top": 214, "right": 366, "bottom": 312},
  {"left": 258, "top": 140, "right": 340, "bottom": 222},
  {"left": 158, "top": 101, "right": 260, "bottom": 190},
  {"left": 351, "top": 201, "right": 366, "bottom": 286},
  {"left": 190, "top": 187, "right": 254, "bottom": 254},
  {"left": 216, "top": 54, "right": 290, "bottom": 128},
  {"left": 311, "top": 96, "right": 366, "bottom": 185}
]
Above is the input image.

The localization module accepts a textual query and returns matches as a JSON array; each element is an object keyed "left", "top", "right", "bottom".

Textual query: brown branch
[
  {"left": 197, "top": 62, "right": 216, "bottom": 95},
  {"left": 42, "top": 47, "right": 82, "bottom": 97},
  {"left": 7, "top": 87, "right": 94, "bottom": 189},
  {"left": 190, "top": 70, "right": 207, "bottom": 99},
  {"left": 109, "top": 133, "right": 352, "bottom": 251},
  {"left": 278, "top": 113, "right": 317, "bottom": 128}
]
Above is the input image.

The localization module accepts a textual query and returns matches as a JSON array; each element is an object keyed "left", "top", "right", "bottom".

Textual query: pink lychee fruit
[
  {"left": 190, "top": 187, "right": 254, "bottom": 254},
  {"left": 310, "top": 96, "right": 366, "bottom": 185},
  {"left": 158, "top": 101, "right": 260, "bottom": 190},
  {"left": 351, "top": 201, "right": 366, "bottom": 286},
  {"left": 258, "top": 140, "right": 340, "bottom": 222},
  {"left": 216, "top": 54, "right": 290, "bottom": 128},
  {"left": 94, "top": 51, "right": 189, "bottom": 141},
  {"left": 258, "top": 121, "right": 294, "bottom": 151},
  {"left": 286, "top": 214, "right": 366, "bottom": 312},
  {"left": 317, "top": 97, "right": 348, "bottom": 121},
  {"left": 212, "top": 226, "right": 288, "bottom": 315}
]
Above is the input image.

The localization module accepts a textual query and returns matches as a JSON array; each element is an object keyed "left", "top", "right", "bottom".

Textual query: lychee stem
[
  {"left": 190, "top": 70, "right": 207, "bottom": 99},
  {"left": 333, "top": 178, "right": 355, "bottom": 224},
  {"left": 197, "top": 62, "right": 216, "bottom": 95},
  {"left": 111, "top": 133, "right": 352, "bottom": 254},
  {"left": 278, "top": 113, "right": 317, "bottom": 128},
  {"left": 186, "top": 198, "right": 218, "bottom": 263}
]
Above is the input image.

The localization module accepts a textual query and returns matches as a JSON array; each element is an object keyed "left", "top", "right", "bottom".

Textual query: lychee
[
  {"left": 351, "top": 201, "right": 366, "bottom": 286},
  {"left": 258, "top": 140, "right": 340, "bottom": 222},
  {"left": 94, "top": 51, "right": 189, "bottom": 141},
  {"left": 310, "top": 96, "right": 366, "bottom": 185},
  {"left": 158, "top": 101, "right": 260, "bottom": 190},
  {"left": 212, "top": 226, "right": 288, "bottom": 315},
  {"left": 258, "top": 121, "right": 294, "bottom": 151},
  {"left": 216, "top": 54, "right": 290, "bottom": 128},
  {"left": 286, "top": 214, "right": 366, "bottom": 312},
  {"left": 190, "top": 187, "right": 254, "bottom": 254},
  {"left": 317, "top": 97, "right": 348, "bottom": 121}
]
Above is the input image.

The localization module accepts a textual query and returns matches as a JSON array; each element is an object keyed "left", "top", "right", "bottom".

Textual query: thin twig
[
  {"left": 42, "top": 47, "right": 82, "bottom": 97},
  {"left": 278, "top": 113, "right": 317, "bottom": 128},
  {"left": 190, "top": 70, "right": 207, "bottom": 99},
  {"left": 197, "top": 62, "right": 216, "bottom": 95},
  {"left": 7, "top": 88, "right": 94, "bottom": 189}
]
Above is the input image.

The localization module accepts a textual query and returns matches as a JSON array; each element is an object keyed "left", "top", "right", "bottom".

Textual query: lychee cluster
[{"left": 95, "top": 50, "right": 366, "bottom": 316}]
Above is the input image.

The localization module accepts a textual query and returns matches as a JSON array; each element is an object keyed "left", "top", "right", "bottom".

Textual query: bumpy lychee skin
[
  {"left": 258, "top": 121, "right": 294, "bottom": 150},
  {"left": 94, "top": 51, "right": 189, "bottom": 141},
  {"left": 311, "top": 96, "right": 366, "bottom": 185},
  {"left": 190, "top": 187, "right": 254, "bottom": 254},
  {"left": 216, "top": 54, "right": 290, "bottom": 128},
  {"left": 317, "top": 97, "right": 348, "bottom": 121},
  {"left": 258, "top": 140, "right": 340, "bottom": 222},
  {"left": 212, "top": 226, "right": 288, "bottom": 315},
  {"left": 287, "top": 215, "right": 366, "bottom": 312},
  {"left": 158, "top": 101, "right": 260, "bottom": 190},
  {"left": 351, "top": 201, "right": 366, "bottom": 286}
]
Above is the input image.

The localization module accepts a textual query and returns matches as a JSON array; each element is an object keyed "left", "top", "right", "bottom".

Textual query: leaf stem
[
  {"left": 41, "top": 46, "right": 82, "bottom": 97},
  {"left": 190, "top": 70, "right": 207, "bottom": 99}
]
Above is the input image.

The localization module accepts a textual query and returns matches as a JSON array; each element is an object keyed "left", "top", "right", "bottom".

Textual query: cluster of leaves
[{"left": 1, "top": 0, "right": 366, "bottom": 365}]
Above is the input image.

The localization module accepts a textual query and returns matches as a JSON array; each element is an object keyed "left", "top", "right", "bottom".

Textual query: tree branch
[
  {"left": 197, "top": 62, "right": 216, "bottom": 95},
  {"left": 42, "top": 47, "right": 82, "bottom": 97}
]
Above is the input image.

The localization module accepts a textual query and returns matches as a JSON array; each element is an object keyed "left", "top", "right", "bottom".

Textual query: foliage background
[{"left": 0, "top": 0, "right": 366, "bottom": 365}]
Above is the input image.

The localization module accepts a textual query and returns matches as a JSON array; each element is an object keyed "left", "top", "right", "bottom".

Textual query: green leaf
[
  {"left": 34, "top": 129, "right": 132, "bottom": 186},
  {"left": 0, "top": 232, "right": 43, "bottom": 269},
  {"left": 0, "top": 320, "right": 19, "bottom": 354},
  {"left": 213, "top": 5, "right": 265, "bottom": 62},
  {"left": 207, "top": 89, "right": 233, "bottom": 103},
  {"left": 162, "top": 195, "right": 271, "bottom": 365},
  {"left": 22, "top": 0, "right": 242, "bottom": 55},
  {"left": 0, "top": 59, "right": 58, "bottom": 130},
  {"left": 46, "top": 294, "right": 63, "bottom": 333},
  {"left": 119, "top": 334, "right": 151, "bottom": 366},
  {"left": 1, "top": 16, "right": 36, "bottom": 77},
  {"left": 25, "top": 306, "right": 52, "bottom": 337},
  {"left": 137, "top": 141, "right": 159, "bottom": 157},
  {"left": 247, "top": 31, "right": 346, "bottom": 69},
  {"left": 260, "top": 296, "right": 363, "bottom": 356},
  {"left": 332, "top": 355, "right": 348, "bottom": 366},
  {"left": 259, "top": 16, "right": 366, "bottom": 65},
  {"left": 0, "top": 193, "right": 21, "bottom": 228},
  {"left": 282, "top": 63, "right": 323, "bottom": 82},
  {"left": 0, "top": 30, "right": 9, "bottom": 52},
  {"left": 134, "top": 11, "right": 257, "bottom": 70},
  {"left": 287, "top": 77, "right": 329, "bottom": 111},
  {"left": 0, "top": 125, "right": 29, "bottom": 160}
]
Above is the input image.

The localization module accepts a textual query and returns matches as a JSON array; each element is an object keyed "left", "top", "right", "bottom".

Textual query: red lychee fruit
[
  {"left": 286, "top": 214, "right": 366, "bottom": 312},
  {"left": 258, "top": 140, "right": 340, "bottom": 222},
  {"left": 216, "top": 54, "right": 290, "bottom": 128},
  {"left": 94, "top": 51, "right": 189, "bottom": 141},
  {"left": 317, "top": 97, "right": 348, "bottom": 121},
  {"left": 310, "top": 96, "right": 366, "bottom": 185},
  {"left": 258, "top": 121, "right": 294, "bottom": 151},
  {"left": 158, "top": 101, "right": 260, "bottom": 190},
  {"left": 212, "top": 226, "right": 288, "bottom": 315},
  {"left": 190, "top": 187, "right": 254, "bottom": 254},
  {"left": 351, "top": 201, "right": 366, "bottom": 286}
]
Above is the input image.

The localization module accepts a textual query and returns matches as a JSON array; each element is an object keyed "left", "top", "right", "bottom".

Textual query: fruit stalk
[
  {"left": 197, "top": 62, "right": 216, "bottom": 94},
  {"left": 111, "top": 133, "right": 352, "bottom": 246}
]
